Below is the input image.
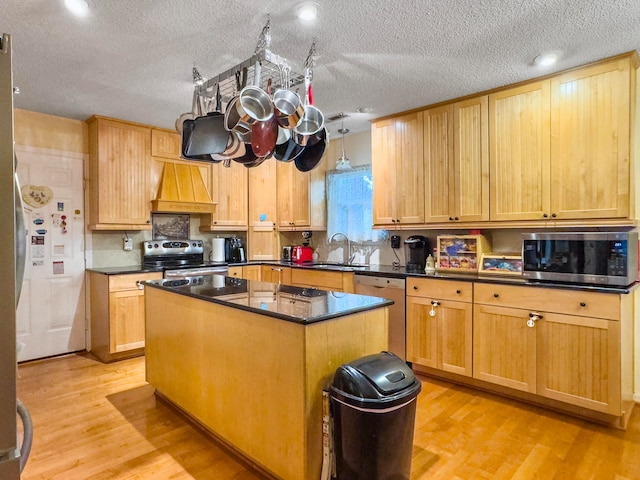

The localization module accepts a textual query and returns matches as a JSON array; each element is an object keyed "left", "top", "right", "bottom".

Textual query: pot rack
[{"left": 195, "top": 49, "right": 306, "bottom": 108}]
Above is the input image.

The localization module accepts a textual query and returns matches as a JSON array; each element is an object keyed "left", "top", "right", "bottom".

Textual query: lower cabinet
[
  {"left": 406, "top": 278, "right": 473, "bottom": 377},
  {"left": 261, "top": 265, "right": 292, "bottom": 284},
  {"left": 89, "top": 271, "right": 162, "bottom": 362},
  {"left": 409, "top": 279, "right": 634, "bottom": 426},
  {"left": 290, "top": 269, "right": 355, "bottom": 293}
]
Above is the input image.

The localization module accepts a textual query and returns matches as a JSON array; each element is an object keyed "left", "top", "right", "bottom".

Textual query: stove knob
[{"left": 154, "top": 243, "right": 159, "bottom": 248}]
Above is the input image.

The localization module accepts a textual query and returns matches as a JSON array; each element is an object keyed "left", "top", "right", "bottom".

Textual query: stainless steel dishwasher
[{"left": 354, "top": 274, "right": 406, "bottom": 360}]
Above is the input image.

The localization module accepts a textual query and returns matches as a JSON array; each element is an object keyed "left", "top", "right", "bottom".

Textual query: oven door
[{"left": 164, "top": 266, "right": 229, "bottom": 278}]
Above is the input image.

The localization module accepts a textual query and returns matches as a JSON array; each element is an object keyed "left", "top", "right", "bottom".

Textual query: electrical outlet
[
  {"left": 390, "top": 235, "right": 401, "bottom": 249},
  {"left": 123, "top": 238, "right": 133, "bottom": 251}
]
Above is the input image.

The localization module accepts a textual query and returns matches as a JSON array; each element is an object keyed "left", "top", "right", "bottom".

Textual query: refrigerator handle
[{"left": 14, "top": 167, "right": 25, "bottom": 306}]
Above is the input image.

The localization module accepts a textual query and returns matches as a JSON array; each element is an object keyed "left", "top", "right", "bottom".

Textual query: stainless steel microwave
[{"left": 522, "top": 232, "right": 638, "bottom": 286}]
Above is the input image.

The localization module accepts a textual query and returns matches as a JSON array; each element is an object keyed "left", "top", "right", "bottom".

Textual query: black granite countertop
[
  {"left": 145, "top": 275, "right": 393, "bottom": 324},
  {"left": 88, "top": 261, "right": 637, "bottom": 294}
]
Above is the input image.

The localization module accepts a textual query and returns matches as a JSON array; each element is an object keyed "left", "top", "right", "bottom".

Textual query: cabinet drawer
[
  {"left": 473, "top": 283, "right": 620, "bottom": 320},
  {"left": 407, "top": 278, "right": 472, "bottom": 302},
  {"left": 291, "top": 269, "right": 344, "bottom": 291},
  {"left": 108, "top": 272, "right": 162, "bottom": 292}
]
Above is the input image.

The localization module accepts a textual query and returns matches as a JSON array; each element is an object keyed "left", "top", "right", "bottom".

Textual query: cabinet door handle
[
  {"left": 272, "top": 268, "right": 282, "bottom": 272},
  {"left": 449, "top": 216, "right": 454, "bottom": 221},
  {"left": 543, "top": 213, "right": 548, "bottom": 218},
  {"left": 454, "top": 217, "right": 459, "bottom": 221},
  {"left": 136, "top": 281, "right": 145, "bottom": 290},
  {"left": 493, "top": 293, "right": 499, "bottom": 298},
  {"left": 413, "top": 285, "right": 418, "bottom": 290},
  {"left": 429, "top": 300, "right": 440, "bottom": 317},
  {"left": 456, "top": 289, "right": 461, "bottom": 294},
  {"left": 551, "top": 213, "right": 557, "bottom": 218},
  {"left": 527, "top": 312, "right": 543, "bottom": 327},
  {"left": 580, "top": 302, "right": 586, "bottom": 307}
]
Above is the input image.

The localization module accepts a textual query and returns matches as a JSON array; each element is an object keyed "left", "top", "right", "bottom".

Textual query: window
[{"left": 326, "top": 165, "right": 388, "bottom": 243}]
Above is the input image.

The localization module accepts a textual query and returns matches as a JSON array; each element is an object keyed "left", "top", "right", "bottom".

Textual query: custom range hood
[{"left": 151, "top": 162, "right": 216, "bottom": 214}]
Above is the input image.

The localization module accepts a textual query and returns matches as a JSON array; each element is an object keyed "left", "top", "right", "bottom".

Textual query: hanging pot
[
  {"left": 294, "top": 126, "right": 328, "bottom": 172},
  {"left": 250, "top": 79, "right": 278, "bottom": 158},
  {"left": 292, "top": 77, "right": 324, "bottom": 145}
]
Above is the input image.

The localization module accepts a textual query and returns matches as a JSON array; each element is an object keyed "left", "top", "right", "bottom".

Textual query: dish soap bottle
[{"left": 425, "top": 254, "right": 436, "bottom": 274}]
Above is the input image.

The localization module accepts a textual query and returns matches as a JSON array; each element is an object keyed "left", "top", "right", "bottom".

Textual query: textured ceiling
[{"left": 3, "top": 0, "right": 640, "bottom": 138}]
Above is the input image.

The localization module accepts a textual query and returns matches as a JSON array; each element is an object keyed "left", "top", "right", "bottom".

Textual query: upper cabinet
[
  {"left": 372, "top": 112, "right": 424, "bottom": 227},
  {"left": 150, "top": 128, "right": 181, "bottom": 160},
  {"left": 489, "top": 81, "right": 551, "bottom": 221},
  {"left": 248, "top": 160, "right": 279, "bottom": 260},
  {"left": 550, "top": 58, "right": 633, "bottom": 220},
  {"left": 200, "top": 161, "right": 248, "bottom": 231},
  {"left": 373, "top": 51, "right": 638, "bottom": 229},
  {"left": 276, "top": 159, "right": 327, "bottom": 231},
  {"left": 425, "top": 96, "right": 489, "bottom": 223},
  {"left": 87, "top": 116, "right": 152, "bottom": 230}
]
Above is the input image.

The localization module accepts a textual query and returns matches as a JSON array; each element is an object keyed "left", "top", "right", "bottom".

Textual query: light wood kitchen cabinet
[
  {"left": 261, "top": 265, "right": 291, "bottom": 284},
  {"left": 550, "top": 57, "right": 634, "bottom": 219},
  {"left": 473, "top": 282, "right": 632, "bottom": 421},
  {"left": 150, "top": 128, "right": 181, "bottom": 160},
  {"left": 406, "top": 278, "right": 473, "bottom": 376},
  {"left": 424, "top": 96, "right": 489, "bottom": 223},
  {"left": 87, "top": 116, "right": 153, "bottom": 230},
  {"left": 372, "top": 112, "right": 424, "bottom": 227},
  {"left": 241, "top": 265, "right": 261, "bottom": 281},
  {"left": 227, "top": 266, "right": 243, "bottom": 278},
  {"left": 88, "top": 271, "right": 162, "bottom": 362},
  {"left": 290, "top": 268, "right": 354, "bottom": 293},
  {"left": 489, "top": 80, "right": 551, "bottom": 221},
  {"left": 248, "top": 161, "right": 279, "bottom": 259},
  {"left": 276, "top": 160, "right": 326, "bottom": 231},
  {"left": 200, "top": 161, "right": 248, "bottom": 231}
]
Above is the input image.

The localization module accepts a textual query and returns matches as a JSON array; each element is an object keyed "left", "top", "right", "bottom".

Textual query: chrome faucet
[{"left": 328, "top": 232, "right": 355, "bottom": 265}]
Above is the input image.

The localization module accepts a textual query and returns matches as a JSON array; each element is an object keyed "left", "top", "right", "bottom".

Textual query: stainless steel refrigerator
[{"left": 1, "top": 32, "right": 28, "bottom": 480}]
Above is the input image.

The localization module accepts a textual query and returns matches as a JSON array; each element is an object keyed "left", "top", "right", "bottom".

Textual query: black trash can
[{"left": 329, "top": 351, "right": 422, "bottom": 480}]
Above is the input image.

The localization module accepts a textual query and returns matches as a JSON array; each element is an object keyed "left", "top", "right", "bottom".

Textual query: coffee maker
[
  {"left": 404, "top": 235, "right": 429, "bottom": 273},
  {"left": 224, "top": 237, "right": 246, "bottom": 263}
]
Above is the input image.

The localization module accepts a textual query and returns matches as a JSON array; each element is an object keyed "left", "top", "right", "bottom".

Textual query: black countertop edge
[
  {"left": 87, "top": 266, "right": 164, "bottom": 275},
  {"left": 144, "top": 277, "right": 394, "bottom": 325}
]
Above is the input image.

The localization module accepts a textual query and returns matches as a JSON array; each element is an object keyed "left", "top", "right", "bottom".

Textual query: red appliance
[{"left": 292, "top": 246, "right": 313, "bottom": 263}]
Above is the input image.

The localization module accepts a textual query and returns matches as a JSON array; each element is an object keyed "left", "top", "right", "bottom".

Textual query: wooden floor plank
[{"left": 16, "top": 353, "right": 640, "bottom": 479}]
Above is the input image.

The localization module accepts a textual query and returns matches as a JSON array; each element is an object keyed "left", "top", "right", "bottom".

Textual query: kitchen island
[{"left": 144, "top": 275, "right": 392, "bottom": 480}]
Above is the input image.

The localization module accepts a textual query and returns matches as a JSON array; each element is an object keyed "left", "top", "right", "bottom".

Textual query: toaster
[{"left": 292, "top": 246, "right": 313, "bottom": 263}]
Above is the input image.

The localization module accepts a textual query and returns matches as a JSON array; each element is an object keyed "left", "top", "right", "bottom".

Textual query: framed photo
[
  {"left": 151, "top": 213, "right": 190, "bottom": 240},
  {"left": 479, "top": 254, "right": 523, "bottom": 276}
]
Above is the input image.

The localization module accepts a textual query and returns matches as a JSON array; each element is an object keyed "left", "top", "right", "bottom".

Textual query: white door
[{"left": 15, "top": 145, "right": 85, "bottom": 361}]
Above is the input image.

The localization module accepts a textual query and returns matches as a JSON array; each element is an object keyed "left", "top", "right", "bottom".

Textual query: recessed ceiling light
[
  {"left": 64, "top": 0, "right": 89, "bottom": 17},
  {"left": 296, "top": 2, "right": 320, "bottom": 24},
  {"left": 533, "top": 52, "right": 559, "bottom": 67}
]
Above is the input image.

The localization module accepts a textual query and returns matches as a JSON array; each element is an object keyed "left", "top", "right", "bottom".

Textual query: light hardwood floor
[{"left": 16, "top": 353, "right": 640, "bottom": 479}]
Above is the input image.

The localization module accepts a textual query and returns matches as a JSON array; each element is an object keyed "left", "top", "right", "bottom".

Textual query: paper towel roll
[{"left": 212, "top": 238, "right": 225, "bottom": 262}]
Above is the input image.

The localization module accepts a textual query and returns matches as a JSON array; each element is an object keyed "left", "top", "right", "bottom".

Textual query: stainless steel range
[{"left": 142, "top": 239, "right": 228, "bottom": 278}]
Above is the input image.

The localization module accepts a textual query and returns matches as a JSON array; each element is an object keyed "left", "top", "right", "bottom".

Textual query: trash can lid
[{"left": 331, "top": 351, "right": 418, "bottom": 399}]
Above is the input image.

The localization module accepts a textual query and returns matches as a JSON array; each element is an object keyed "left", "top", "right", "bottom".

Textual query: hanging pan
[
  {"left": 186, "top": 84, "right": 228, "bottom": 156},
  {"left": 294, "top": 126, "right": 328, "bottom": 172}
]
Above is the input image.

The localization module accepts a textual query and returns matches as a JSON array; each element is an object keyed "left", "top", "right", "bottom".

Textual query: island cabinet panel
[
  {"left": 144, "top": 286, "right": 387, "bottom": 480},
  {"left": 372, "top": 112, "right": 424, "bottom": 227},
  {"left": 407, "top": 278, "right": 473, "bottom": 377},
  {"left": 489, "top": 80, "right": 551, "bottom": 221},
  {"left": 87, "top": 116, "right": 153, "bottom": 230},
  {"left": 550, "top": 58, "right": 632, "bottom": 219},
  {"left": 88, "top": 271, "right": 162, "bottom": 362}
]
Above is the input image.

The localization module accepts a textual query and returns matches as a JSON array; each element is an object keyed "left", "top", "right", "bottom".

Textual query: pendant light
[{"left": 336, "top": 115, "right": 352, "bottom": 170}]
